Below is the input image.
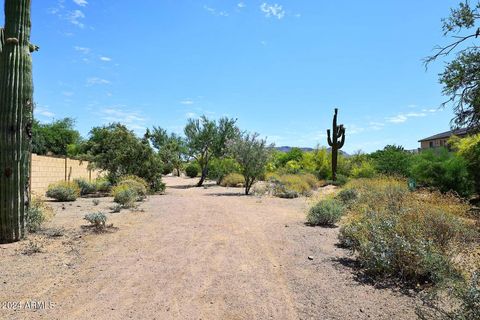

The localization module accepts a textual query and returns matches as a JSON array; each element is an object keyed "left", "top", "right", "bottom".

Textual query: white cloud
[
  {"left": 204, "top": 5, "right": 229, "bottom": 17},
  {"left": 260, "top": 3, "right": 285, "bottom": 19},
  {"left": 368, "top": 121, "right": 385, "bottom": 131},
  {"left": 100, "top": 56, "right": 112, "bottom": 62},
  {"left": 67, "top": 10, "right": 85, "bottom": 28},
  {"left": 346, "top": 124, "right": 365, "bottom": 135},
  {"left": 86, "top": 77, "right": 111, "bottom": 86},
  {"left": 238, "top": 2, "right": 246, "bottom": 8},
  {"left": 405, "top": 112, "right": 427, "bottom": 118},
  {"left": 62, "top": 91, "right": 74, "bottom": 97},
  {"left": 386, "top": 114, "right": 408, "bottom": 123},
  {"left": 74, "top": 46, "right": 90, "bottom": 54},
  {"left": 35, "top": 106, "right": 55, "bottom": 119},
  {"left": 99, "top": 107, "right": 148, "bottom": 133},
  {"left": 73, "top": 0, "right": 88, "bottom": 7},
  {"left": 180, "top": 99, "right": 194, "bottom": 105}
]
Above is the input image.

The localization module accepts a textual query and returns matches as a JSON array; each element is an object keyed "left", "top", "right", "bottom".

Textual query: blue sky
[{"left": 11, "top": 0, "right": 464, "bottom": 152}]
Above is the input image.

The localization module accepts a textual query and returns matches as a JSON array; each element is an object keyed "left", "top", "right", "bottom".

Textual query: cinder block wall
[{"left": 31, "top": 154, "right": 102, "bottom": 196}]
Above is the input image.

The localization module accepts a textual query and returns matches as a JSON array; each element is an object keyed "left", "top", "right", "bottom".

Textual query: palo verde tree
[
  {"left": 146, "top": 127, "right": 186, "bottom": 177},
  {"left": 184, "top": 115, "right": 238, "bottom": 187},
  {"left": 426, "top": 1, "right": 480, "bottom": 131},
  {"left": 327, "top": 108, "right": 345, "bottom": 181},
  {"left": 229, "top": 132, "right": 272, "bottom": 195},
  {"left": 0, "top": 0, "right": 38, "bottom": 243}
]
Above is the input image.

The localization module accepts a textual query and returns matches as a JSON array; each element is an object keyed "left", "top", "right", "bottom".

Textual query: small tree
[
  {"left": 184, "top": 116, "right": 238, "bottom": 187},
  {"left": 147, "top": 127, "right": 186, "bottom": 177},
  {"left": 81, "top": 123, "right": 163, "bottom": 191},
  {"left": 32, "top": 118, "right": 81, "bottom": 156},
  {"left": 370, "top": 145, "right": 412, "bottom": 177},
  {"left": 229, "top": 132, "right": 272, "bottom": 195}
]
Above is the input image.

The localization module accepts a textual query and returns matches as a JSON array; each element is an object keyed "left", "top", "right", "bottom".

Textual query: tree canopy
[
  {"left": 32, "top": 118, "right": 81, "bottom": 156},
  {"left": 427, "top": 1, "right": 480, "bottom": 131},
  {"left": 184, "top": 115, "right": 238, "bottom": 186}
]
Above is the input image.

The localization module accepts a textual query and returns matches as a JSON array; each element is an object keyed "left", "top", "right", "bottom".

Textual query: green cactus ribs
[
  {"left": 327, "top": 108, "right": 346, "bottom": 181},
  {"left": 0, "top": 0, "right": 36, "bottom": 243}
]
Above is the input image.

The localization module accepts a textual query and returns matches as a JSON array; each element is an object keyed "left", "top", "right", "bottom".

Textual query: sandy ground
[{"left": 0, "top": 176, "right": 418, "bottom": 320}]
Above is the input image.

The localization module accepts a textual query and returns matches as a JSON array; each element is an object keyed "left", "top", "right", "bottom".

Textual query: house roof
[{"left": 418, "top": 128, "right": 469, "bottom": 142}]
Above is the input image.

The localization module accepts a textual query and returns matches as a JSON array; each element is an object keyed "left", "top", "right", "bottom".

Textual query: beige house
[{"left": 418, "top": 128, "right": 468, "bottom": 150}]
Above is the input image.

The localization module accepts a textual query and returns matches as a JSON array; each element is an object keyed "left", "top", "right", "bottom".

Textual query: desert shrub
[
  {"left": 112, "top": 185, "right": 137, "bottom": 208},
  {"left": 220, "top": 173, "right": 244, "bottom": 187},
  {"left": 74, "top": 178, "right": 96, "bottom": 196},
  {"left": 370, "top": 145, "right": 413, "bottom": 177},
  {"left": 301, "top": 173, "right": 319, "bottom": 189},
  {"left": 185, "top": 164, "right": 199, "bottom": 178},
  {"left": 307, "top": 198, "right": 345, "bottom": 226},
  {"left": 92, "top": 199, "right": 100, "bottom": 206},
  {"left": 94, "top": 178, "right": 112, "bottom": 192},
  {"left": 111, "top": 204, "right": 122, "bottom": 213},
  {"left": 84, "top": 212, "right": 107, "bottom": 229},
  {"left": 162, "top": 162, "right": 174, "bottom": 175},
  {"left": 279, "top": 174, "right": 312, "bottom": 196},
  {"left": 118, "top": 175, "right": 148, "bottom": 199},
  {"left": 351, "top": 160, "right": 376, "bottom": 178},
  {"left": 335, "top": 188, "right": 358, "bottom": 207},
  {"left": 339, "top": 177, "right": 476, "bottom": 285},
  {"left": 411, "top": 148, "right": 473, "bottom": 197},
  {"left": 46, "top": 181, "right": 80, "bottom": 201},
  {"left": 450, "top": 133, "right": 480, "bottom": 194},
  {"left": 207, "top": 157, "right": 241, "bottom": 184},
  {"left": 326, "top": 174, "right": 349, "bottom": 186},
  {"left": 26, "top": 197, "right": 54, "bottom": 233}
]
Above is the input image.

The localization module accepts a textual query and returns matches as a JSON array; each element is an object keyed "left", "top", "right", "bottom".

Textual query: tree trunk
[
  {"left": 0, "top": 0, "right": 34, "bottom": 243},
  {"left": 197, "top": 167, "right": 207, "bottom": 187}
]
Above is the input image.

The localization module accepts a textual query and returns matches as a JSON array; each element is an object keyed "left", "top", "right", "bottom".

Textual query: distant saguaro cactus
[
  {"left": 327, "top": 108, "right": 346, "bottom": 181},
  {"left": 0, "top": 0, "right": 37, "bottom": 243}
]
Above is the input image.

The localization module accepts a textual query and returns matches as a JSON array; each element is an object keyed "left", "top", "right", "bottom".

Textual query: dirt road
[{"left": 0, "top": 176, "right": 417, "bottom": 319}]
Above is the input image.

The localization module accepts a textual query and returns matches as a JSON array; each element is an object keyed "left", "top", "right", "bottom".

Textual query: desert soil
[{"left": 0, "top": 176, "right": 418, "bottom": 320}]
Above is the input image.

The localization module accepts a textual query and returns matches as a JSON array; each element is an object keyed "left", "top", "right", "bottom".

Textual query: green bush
[
  {"left": 207, "top": 158, "right": 241, "bottom": 184},
  {"left": 162, "top": 162, "right": 174, "bottom": 175},
  {"left": 185, "top": 164, "right": 199, "bottom": 178},
  {"left": 112, "top": 185, "right": 137, "bottom": 208},
  {"left": 94, "top": 178, "right": 112, "bottom": 192},
  {"left": 338, "top": 177, "right": 475, "bottom": 285},
  {"left": 220, "top": 173, "right": 244, "bottom": 187},
  {"left": 307, "top": 198, "right": 345, "bottom": 226},
  {"left": 326, "top": 174, "right": 348, "bottom": 186},
  {"left": 411, "top": 148, "right": 473, "bottom": 197},
  {"left": 370, "top": 145, "right": 413, "bottom": 177},
  {"left": 350, "top": 160, "right": 376, "bottom": 178},
  {"left": 74, "top": 178, "right": 97, "bottom": 196},
  {"left": 335, "top": 188, "right": 358, "bottom": 207},
  {"left": 46, "top": 181, "right": 80, "bottom": 201},
  {"left": 118, "top": 175, "right": 148, "bottom": 199},
  {"left": 84, "top": 212, "right": 107, "bottom": 229},
  {"left": 450, "top": 133, "right": 480, "bottom": 194},
  {"left": 26, "top": 197, "right": 54, "bottom": 233}
]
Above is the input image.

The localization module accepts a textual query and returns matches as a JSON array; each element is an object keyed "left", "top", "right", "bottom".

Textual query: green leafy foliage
[
  {"left": 81, "top": 123, "right": 164, "bottom": 192},
  {"left": 32, "top": 118, "right": 81, "bottom": 156},
  {"left": 147, "top": 127, "right": 186, "bottom": 176},
  {"left": 46, "top": 182, "right": 80, "bottom": 202},
  {"left": 207, "top": 157, "right": 241, "bottom": 184},
  {"left": 220, "top": 173, "right": 244, "bottom": 187},
  {"left": 229, "top": 132, "right": 272, "bottom": 194},
  {"left": 184, "top": 116, "right": 239, "bottom": 186},
  {"left": 370, "top": 145, "right": 412, "bottom": 177},
  {"left": 411, "top": 148, "right": 474, "bottom": 197},
  {"left": 185, "top": 164, "right": 199, "bottom": 178},
  {"left": 450, "top": 133, "right": 480, "bottom": 194},
  {"left": 307, "top": 198, "right": 345, "bottom": 226}
]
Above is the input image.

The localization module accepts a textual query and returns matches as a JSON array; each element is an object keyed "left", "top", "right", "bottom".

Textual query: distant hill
[{"left": 275, "top": 146, "right": 350, "bottom": 157}]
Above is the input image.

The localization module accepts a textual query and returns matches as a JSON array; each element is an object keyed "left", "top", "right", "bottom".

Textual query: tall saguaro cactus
[
  {"left": 0, "top": 0, "right": 37, "bottom": 243},
  {"left": 327, "top": 108, "right": 346, "bottom": 181}
]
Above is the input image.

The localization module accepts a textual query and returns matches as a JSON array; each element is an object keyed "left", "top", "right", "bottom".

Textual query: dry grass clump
[{"left": 220, "top": 173, "right": 244, "bottom": 187}]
